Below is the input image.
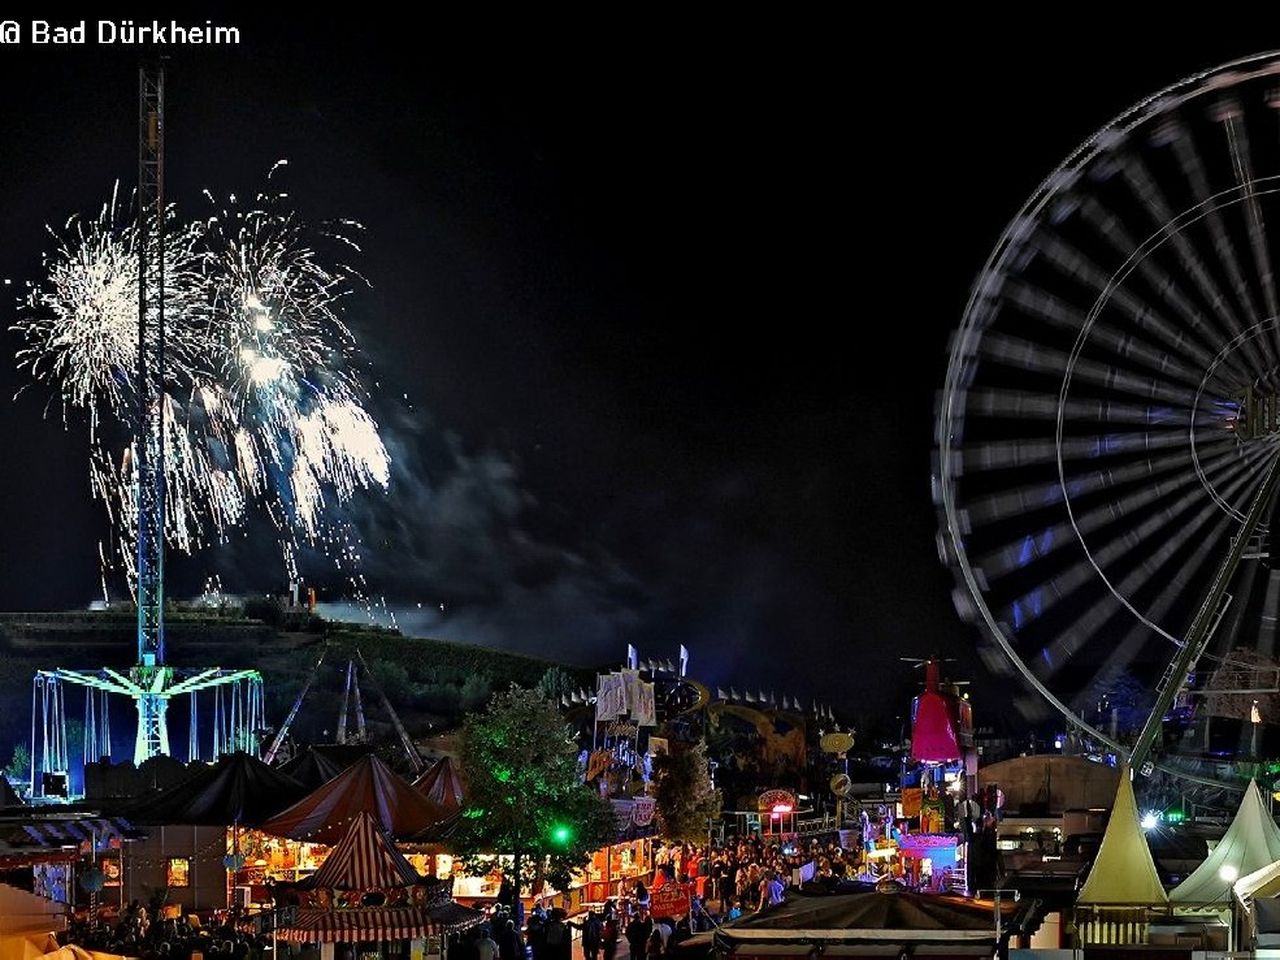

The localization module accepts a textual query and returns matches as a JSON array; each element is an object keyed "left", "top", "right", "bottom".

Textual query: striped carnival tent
[
  {"left": 276, "top": 813, "right": 483, "bottom": 944},
  {"left": 307, "top": 811, "right": 420, "bottom": 890}
]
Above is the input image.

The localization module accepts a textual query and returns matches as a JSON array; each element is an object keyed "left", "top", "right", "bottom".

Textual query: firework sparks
[{"left": 13, "top": 176, "right": 391, "bottom": 593}]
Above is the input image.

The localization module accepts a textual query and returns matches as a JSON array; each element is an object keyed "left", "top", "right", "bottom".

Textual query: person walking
[
  {"left": 600, "top": 905, "right": 620, "bottom": 960},
  {"left": 625, "top": 908, "right": 654, "bottom": 960},
  {"left": 577, "top": 910, "right": 602, "bottom": 960}
]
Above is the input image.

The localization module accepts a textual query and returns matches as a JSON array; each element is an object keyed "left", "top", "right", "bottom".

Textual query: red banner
[{"left": 650, "top": 882, "right": 691, "bottom": 918}]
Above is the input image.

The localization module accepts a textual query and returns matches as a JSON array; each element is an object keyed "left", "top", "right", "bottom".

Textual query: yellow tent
[
  {"left": 0, "top": 883, "right": 67, "bottom": 960},
  {"left": 1077, "top": 765, "right": 1168, "bottom": 904}
]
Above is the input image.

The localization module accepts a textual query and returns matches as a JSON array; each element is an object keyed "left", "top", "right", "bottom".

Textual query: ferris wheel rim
[{"left": 938, "top": 50, "right": 1280, "bottom": 758}]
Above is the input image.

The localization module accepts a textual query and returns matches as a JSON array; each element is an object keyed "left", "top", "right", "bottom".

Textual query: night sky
[{"left": 0, "top": 17, "right": 1265, "bottom": 722}]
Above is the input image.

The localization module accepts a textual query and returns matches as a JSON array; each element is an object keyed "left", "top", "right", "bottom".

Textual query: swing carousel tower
[{"left": 30, "top": 63, "right": 266, "bottom": 796}]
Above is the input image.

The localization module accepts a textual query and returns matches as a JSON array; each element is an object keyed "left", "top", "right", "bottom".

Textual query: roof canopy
[
  {"left": 1077, "top": 766, "right": 1168, "bottom": 905},
  {"left": 128, "top": 752, "right": 308, "bottom": 827},
  {"left": 1172, "top": 780, "right": 1280, "bottom": 903},
  {"left": 260, "top": 754, "right": 448, "bottom": 844},
  {"left": 308, "top": 811, "right": 421, "bottom": 891},
  {"left": 412, "top": 757, "right": 464, "bottom": 812},
  {"left": 687, "top": 886, "right": 1023, "bottom": 949}
]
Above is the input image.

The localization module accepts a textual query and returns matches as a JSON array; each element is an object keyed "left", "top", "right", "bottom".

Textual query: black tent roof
[
  {"left": 281, "top": 749, "right": 344, "bottom": 790},
  {"left": 683, "top": 886, "right": 1033, "bottom": 951},
  {"left": 0, "top": 778, "right": 24, "bottom": 808},
  {"left": 128, "top": 752, "right": 309, "bottom": 827}
]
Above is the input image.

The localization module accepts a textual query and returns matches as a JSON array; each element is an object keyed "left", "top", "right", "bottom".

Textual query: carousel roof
[
  {"left": 308, "top": 811, "right": 421, "bottom": 890},
  {"left": 127, "top": 752, "right": 308, "bottom": 827},
  {"left": 260, "top": 754, "right": 448, "bottom": 844},
  {"left": 412, "top": 757, "right": 464, "bottom": 812},
  {"left": 683, "top": 885, "right": 1026, "bottom": 949},
  {"left": 277, "top": 902, "right": 483, "bottom": 943}
]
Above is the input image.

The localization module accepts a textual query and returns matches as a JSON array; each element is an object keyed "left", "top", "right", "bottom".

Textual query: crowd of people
[{"left": 62, "top": 902, "right": 272, "bottom": 960}]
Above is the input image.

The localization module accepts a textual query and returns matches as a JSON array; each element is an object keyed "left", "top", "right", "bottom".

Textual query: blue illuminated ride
[{"left": 936, "top": 52, "right": 1280, "bottom": 794}]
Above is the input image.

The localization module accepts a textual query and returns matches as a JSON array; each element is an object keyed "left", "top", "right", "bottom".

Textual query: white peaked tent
[
  {"left": 1078, "top": 766, "right": 1168, "bottom": 905},
  {"left": 1171, "top": 780, "right": 1280, "bottom": 903}
]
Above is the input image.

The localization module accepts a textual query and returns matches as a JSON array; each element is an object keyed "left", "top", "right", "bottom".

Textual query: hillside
[{"left": 0, "top": 607, "right": 594, "bottom": 772}]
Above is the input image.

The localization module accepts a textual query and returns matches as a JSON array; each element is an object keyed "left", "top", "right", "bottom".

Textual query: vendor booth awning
[
  {"left": 1077, "top": 765, "right": 1167, "bottom": 905},
  {"left": 261, "top": 754, "right": 449, "bottom": 844},
  {"left": 128, "top": 752, "right": 308, "bottom": 827},
  {"left": 1, "top": 816, "right": 137, "bottom": 850},
  {"left": 1172, "top": 780, "right": 1280, "bottom": 903},
  {"left": 277, "top": 902, "right": 482, "bottom": 943}
]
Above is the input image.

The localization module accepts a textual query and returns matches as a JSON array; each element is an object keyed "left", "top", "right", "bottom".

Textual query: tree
[
  {"left": 3, "top": 744, "right": 29, "bottom": 783},
  {"left": 536, "top": 665, "right": 575, "bottom": 701},
  {"left": 652, "top": 739, "right": 721, "bottom": 843},
  {"left": 453, "top": 686, "right": 615, "bottom": 920}
]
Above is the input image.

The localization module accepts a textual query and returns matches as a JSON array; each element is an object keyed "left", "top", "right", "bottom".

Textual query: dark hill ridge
[{"left": 0, "top": 609, "right": 593, "bottom": 768}]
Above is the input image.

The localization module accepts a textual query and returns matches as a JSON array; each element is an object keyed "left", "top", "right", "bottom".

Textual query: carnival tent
[
  {"left": 1171, "top": 780, "right": 1280, "bottom": 903},
  {"left": 1077, "top": 766, "right": 1167, "bottom": 905},
  {"left": 260, "top": 754, "right": 447, "bottom": 844},
  {"left": 412, "top": 757, "right": 465, "bottom": 812},
  {"left": 274, "top": 812, "right": 483, "bottom": 944},
  {"left": 279, "top": 745, "right": 369, "bottom": 790},
  {"left": 307, "top": 811, "right": 420, "bottom": 890},
  {"left": 127, "top": 752, "right": 309, "bottom": 827}
]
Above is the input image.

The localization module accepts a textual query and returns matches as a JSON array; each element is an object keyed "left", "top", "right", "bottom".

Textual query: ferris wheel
[{"left": 936, "top": 52, "right": 1280, "bottom": 787}]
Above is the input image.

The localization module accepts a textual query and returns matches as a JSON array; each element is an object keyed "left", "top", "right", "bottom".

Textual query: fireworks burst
[{"left": 13, "top": 173, "right": 391, "bottom": 594}]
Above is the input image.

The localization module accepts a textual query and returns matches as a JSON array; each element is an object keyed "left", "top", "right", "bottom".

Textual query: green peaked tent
[
  {"left": 1170, "top": 780, "right": 1280, "bottom": 903},
  {"left": 1078, "top": 765, "right": 1168, "bottom": 905}
]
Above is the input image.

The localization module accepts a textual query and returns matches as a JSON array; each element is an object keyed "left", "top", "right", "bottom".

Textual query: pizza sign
[{"left": 650, "top": 882, "right": 691, "bottom": 918}]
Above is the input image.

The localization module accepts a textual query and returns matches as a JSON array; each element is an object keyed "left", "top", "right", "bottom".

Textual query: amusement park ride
[
  {"left": 30, "top": 64, "right": 266, "bottom": 798},
  {"left": 935, "top": 51, "right": 1280, "bottom": 799}
]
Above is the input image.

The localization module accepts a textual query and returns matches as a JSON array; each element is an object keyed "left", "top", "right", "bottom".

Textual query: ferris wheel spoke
[
  {"left": 964, "top": 428, "right": 1190, "bottom": 473},
  {"left": 1030, "top": 233, "right": 1247, "bottom": 386},
  {"left": 1221, "top": 103, "right": 1280, "bottom": 323},
  {"left": 1069, "top": 507, "right": 1242, "bottom": 688},
  {"left": 1004, "top": 274, "right": 1217, "bottom": 387},
  {"left": 967, "top": 387, "right": 1226, "bottom": 429},
  {"left": 1120, "top": 155, "right": 1274, "bottom": 383},
  {"left": 1166, "top": 125, "right": 1280, "bottom": 377},
  {"left": 1000, "top": 449, "right": 1268, "bottom": 631},
  {"left": 1071, "top": 197, "right": 1245, "bottom": 379},
  {"left": 980, "top": 331, "right": 1199, "bottom": 406},
  {"left": 964, "top": 445, "right": 1223, "bottom": 529},
  {"left": 976, "top": 441, "right": 1263, "bottom": 583}
]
